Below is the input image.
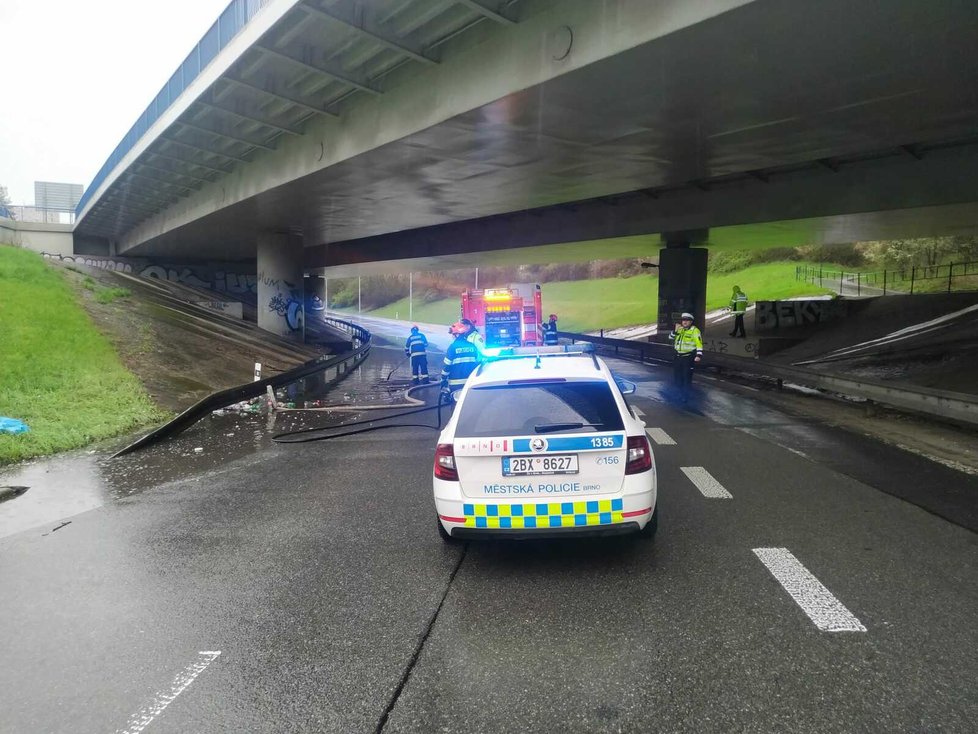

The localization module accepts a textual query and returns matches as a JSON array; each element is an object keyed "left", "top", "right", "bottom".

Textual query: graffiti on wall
[
  {"left": 45, "top": 253, "right": 135, "bottom": 273},
  {"left": 755, "top": 300, "right": 846, "bottom": 331},
  {"left": 42, "top": 253, "right": 258, "bottom": 295},
  {"left": 703, "top": 338, "right": 758, "bottom": 358},
  {"left": 265, "top": 278, "right": 303, "bottom": 332}
]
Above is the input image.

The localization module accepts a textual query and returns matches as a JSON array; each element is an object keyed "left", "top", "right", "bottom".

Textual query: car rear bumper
[
  {"left": 435, "top": 473, "right": 655, "bottom": 527},
  {"left": 435, "top": 489, "right": 655, "bottom": 542},
  {"left": 448, "top": 521, "right": 642, "bottom": 539}
]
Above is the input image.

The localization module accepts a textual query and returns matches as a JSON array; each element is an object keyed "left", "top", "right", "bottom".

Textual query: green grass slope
[
  {"left": 0, "top": 246, "right": 165, "bottom": 464},
  {"left": 705, "top": 262, "right": 836, "bottom": 309}
]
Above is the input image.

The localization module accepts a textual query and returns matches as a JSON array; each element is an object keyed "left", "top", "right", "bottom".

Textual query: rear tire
[
  {"left": 437, "top": 517, "right": 460, "bottom": 544},
  {"left": 639, "top": 504, "right": 658, "bottom": 540}
]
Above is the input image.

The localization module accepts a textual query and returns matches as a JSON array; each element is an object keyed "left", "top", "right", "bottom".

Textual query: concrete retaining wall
[{"left": 0, "top": 219, "right": 73, "bottom": 255}]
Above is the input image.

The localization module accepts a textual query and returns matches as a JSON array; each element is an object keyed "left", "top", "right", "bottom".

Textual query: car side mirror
[{"left": 615, "top": 378, "right": 637, "bottom": 395}]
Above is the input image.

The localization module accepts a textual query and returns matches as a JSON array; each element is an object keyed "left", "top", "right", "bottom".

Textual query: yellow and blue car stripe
[{"left": 461, "top": 499, "right": 625, "bottom": 528}]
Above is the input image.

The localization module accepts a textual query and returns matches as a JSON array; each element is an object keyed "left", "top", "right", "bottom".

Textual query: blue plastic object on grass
[{"left": 0, "top": 417, "right": 29, "bottom": 434}]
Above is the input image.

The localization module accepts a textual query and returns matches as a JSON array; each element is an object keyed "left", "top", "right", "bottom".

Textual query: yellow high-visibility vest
[{"left": 670, "top": 326, "right": 703, "bottom": 355}]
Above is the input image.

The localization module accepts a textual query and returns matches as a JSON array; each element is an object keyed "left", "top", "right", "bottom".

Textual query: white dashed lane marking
[
  {"left": 118, "top": 651, "right": 222, "bottom": 734},
  {"left": 680, "top": 466, "right": 733, "bottom": 498},
  {"left": 645, "top": 428, "right": 676, "bottom": 445},
  {"left": 632, "top": 406, "right": 645, "bottom": 417},
  {"left": 753, "top": 548, "right": 866, "bottom": 632}
]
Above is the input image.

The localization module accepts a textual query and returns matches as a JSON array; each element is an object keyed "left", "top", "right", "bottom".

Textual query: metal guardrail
[
  {"left": 3, "top": 205, "right": 75, "bottom": 224},
  {"left": 559, "top": 331, "right": 673, "bottom": 363},
  {"left": 562, "top": 331, "right": 978, "bottom": 427},
  {"left": 113, "top": 316, "right": 371, "bottom": 456}
]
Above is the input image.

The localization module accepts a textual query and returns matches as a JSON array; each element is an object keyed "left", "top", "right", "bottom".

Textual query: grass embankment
[
  {"left": 0, "top": 246, "right": 165, "bottom": 464},
  {"left": 357, "top": 261, "right": 835, "bottom": 331}
]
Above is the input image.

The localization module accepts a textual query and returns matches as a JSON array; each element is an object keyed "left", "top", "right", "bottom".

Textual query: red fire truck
[{"left": 460, "top": 283, "right": 543, "bottom": 349}]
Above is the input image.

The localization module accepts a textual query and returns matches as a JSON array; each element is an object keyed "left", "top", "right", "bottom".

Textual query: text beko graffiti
[{"left": 756, "top": 300, "right": 846, "bottom": 331}]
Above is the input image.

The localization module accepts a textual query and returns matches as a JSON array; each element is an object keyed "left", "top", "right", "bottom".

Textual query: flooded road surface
[
  {"left": 0, "top": 344, "right": 436, "bottom": 539},
  {"left": 3, "top": 329, "right": 978, "bottom": 733},
  {"left": 6, "top": 331, "right": 976, "bottom": 540}
]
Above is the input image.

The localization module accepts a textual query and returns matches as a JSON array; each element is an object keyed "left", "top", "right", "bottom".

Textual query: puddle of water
[
  {"left": 271, "top": 348, "right": 421, "bottom": 408},
  {"left": 0, "top": 454, "right": 106, "bottom": 539},
  {"left": 0, "top": 347, "right": 425, "bottom": 539}
]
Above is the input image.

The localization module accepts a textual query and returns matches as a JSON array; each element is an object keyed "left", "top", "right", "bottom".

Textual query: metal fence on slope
[{"left": 796, "top": 261, "right": 978, "bottom": 296}]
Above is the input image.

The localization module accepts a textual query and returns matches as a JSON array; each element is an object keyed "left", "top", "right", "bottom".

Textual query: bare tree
[{"left": 0, "top": 185, "right": 14, "bottom": 219}]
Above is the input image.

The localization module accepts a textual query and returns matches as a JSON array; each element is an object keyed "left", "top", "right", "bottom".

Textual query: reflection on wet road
[{"left": 0, "top": 345, "right": 434, "bottom": 538}]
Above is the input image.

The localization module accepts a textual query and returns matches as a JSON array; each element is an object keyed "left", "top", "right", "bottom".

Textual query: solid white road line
[
  {"left": 632, "top": 406, "right": 645, "bottom": 417},
  {"left": 646, "top": 427, "right": 676, "bottom": 446},
  {"left": 118, "top": 651, "right": 222, "bottom": 734},
  {"left": 753, "top": 548, "right": 866, "bottom": 632},
  {"left": 680, "top": 466, "right": 733, "bottom": 498}
]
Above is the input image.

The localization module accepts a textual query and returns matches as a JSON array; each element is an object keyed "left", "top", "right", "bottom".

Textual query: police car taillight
[
  {"left": 624, "top": 435, "right": 653, "bottom": 474},
  {"left": 434, "top": 443, "right": 459, "bottom": 481}
]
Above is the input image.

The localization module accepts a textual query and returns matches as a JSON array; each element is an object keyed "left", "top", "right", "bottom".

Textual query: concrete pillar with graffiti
[{"left": 257, "top": 232, "right": 304, "bottom": 339}]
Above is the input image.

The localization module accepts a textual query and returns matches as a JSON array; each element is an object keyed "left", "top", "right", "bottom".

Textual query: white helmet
[{"left": 681, "top": 312, "right": 694, "bottom": 320}]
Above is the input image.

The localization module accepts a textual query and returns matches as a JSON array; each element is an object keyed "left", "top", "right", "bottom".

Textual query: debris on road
[{"left": 0, "top": 486, "right": 30, "bottom": 503}]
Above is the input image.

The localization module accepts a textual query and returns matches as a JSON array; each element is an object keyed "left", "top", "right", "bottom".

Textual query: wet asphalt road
[{"left": 1, "top": 340, "right": 976, "bottom": 733}]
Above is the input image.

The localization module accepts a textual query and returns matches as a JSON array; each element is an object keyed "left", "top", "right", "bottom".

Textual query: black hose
[
  {"left": 386, "top": 356, "right": 409, "bottom": 380},
  {"left": 271, "top": 388, "right": 452, "bottom": 444}
]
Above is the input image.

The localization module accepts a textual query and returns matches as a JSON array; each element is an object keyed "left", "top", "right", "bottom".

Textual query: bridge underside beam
[{"left": 306, "top": 142, "right": 978, "bottom": 274}]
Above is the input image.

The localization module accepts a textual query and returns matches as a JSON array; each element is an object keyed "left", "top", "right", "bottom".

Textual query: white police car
[{"left": 433, "top": 346, "right": 657, "bottom": 540}]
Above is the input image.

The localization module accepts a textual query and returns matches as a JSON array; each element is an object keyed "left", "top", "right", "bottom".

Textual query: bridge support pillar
[
  {"left": 656, "top": 230, "right": 708, "bottom": 337},
  {"left": 257, "top": 232, "right": 304, "bottom": 340}
]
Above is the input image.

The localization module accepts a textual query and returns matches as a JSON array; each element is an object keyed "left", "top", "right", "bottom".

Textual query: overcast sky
[{"left": 0, "top": 0, "right": 233, "bottom": 204}]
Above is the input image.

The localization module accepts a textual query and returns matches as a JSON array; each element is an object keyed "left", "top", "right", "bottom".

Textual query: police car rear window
[{"left": 454, "top": 381, "right": 624, "bottom": 438}]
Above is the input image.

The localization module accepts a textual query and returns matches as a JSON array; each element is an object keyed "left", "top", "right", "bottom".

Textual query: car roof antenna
[{"left": 534, "top": 354, "right": 542, "bottom": 369}]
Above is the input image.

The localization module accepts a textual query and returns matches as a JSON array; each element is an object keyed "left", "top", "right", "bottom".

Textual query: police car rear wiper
[{"left": 533, "top": 422, "right": 604, "bottom": 434}]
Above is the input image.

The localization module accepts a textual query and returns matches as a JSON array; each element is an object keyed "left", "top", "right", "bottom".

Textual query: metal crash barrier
[
  {"left": 560, "top": 331, "right": 978, "bottom": 428},
  {"left": 113, "top": 317, "right": 371, "bottom": 456}
]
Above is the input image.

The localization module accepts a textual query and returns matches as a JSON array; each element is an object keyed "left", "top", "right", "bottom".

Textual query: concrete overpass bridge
[{"left": 73, "top": 0, "right": 978, "bottom": 334}]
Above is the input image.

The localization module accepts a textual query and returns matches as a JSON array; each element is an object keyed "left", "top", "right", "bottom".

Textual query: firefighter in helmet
[
  {"left": 458, "top": 318, "right": 485, "bottom": 356},
  {"left": 441, "top": 321, "right": 481, "bottom": 398},
  {"left": 404, "top": 325, "right": 429, "bottom": 384},
  {"left": 543, "top": 313, "right": 559, "bottom": 345}
]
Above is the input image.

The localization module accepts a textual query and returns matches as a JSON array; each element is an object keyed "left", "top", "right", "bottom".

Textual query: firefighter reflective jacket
[
  {"left": 670, "top": 326, "right": 703, "bottom": 356},
  {"left": 405, "top": 332, "right": 428, "bottom": 356},
  {"left": 442, "top": 336, "right": 480, "bottom": 388},
  {"left": 465, "top": 329, "right": 485, "bottom": 356}
]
